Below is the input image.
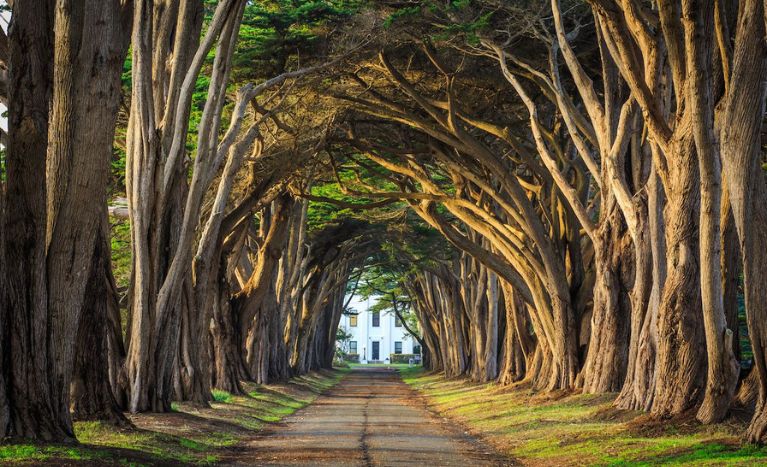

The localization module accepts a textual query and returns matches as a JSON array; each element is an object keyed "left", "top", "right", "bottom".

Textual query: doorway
[{"left": 372, "top": 341, "right": 380, "bottom": 361}]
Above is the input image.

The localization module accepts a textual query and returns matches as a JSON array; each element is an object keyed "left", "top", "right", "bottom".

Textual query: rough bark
[
  {"left": 714, "top": 0, "right": 767, "bottom": 442},
  {"left": 579, "top": 201, "right": 632, "bottom": 393},
  {"left": 615, "top": 178, "right": 658, "bottom": 411},
  {"left": 3, "top": 0, "right": 127, "bottom": 441},
  {"left": 498, "top": 282, "right": 535, "bottom": 385},
  {"left": 651, "top": 132, "right": 707, "bottom": 417},
  {"left": 2, "top": 0, "right": 56, "bottom": 440},
  {"left": 71, "top": 221, "right": 131, "bottom": 427},
  {"left": 124, "top": 0, "right": 246, "bottom": 413},
  {"left": 686, "top": 0, "right": 738, "bottom": 423}
]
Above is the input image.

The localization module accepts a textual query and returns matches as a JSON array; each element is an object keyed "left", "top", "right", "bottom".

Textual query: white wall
[{"left": 339, "top": 295, "right": 418, "bottom": 363}]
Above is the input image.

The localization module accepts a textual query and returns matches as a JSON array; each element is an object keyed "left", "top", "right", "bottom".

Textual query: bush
[
  {"left": 333, "top": 359, "right": 350, "bottom": 368},
  {"left": 333, "top": 352, "right": 350, "bottom": 367},
  {"left": 345, "top": 353, "right": 360, "bottom": 363},
  {"left": 211, "top": 389, "right": 232, "bottom": 403},
  {"left": 389, "top": 353, "right": 417, "bottom": 364}
]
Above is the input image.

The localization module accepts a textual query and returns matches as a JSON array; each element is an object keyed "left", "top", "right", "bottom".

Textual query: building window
[
  {"left": 395, "top": 315, "right": 403, "bottom": 327},
  {"left": 395, "top": 341, "right": 402, "bottom": 354},
  {"left": 413, "top": 344, "right": 421, "bottom": 354},
  {"left": 349, "top": 341, "right": 357, "bottom": 354},
  {"left": 372, "top": 311, "right": 380, "bottom": 327},
  {"left": 349, "top": 315, "right": 358, "bottom": 327}
]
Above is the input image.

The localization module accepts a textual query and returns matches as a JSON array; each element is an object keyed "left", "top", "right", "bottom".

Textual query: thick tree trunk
[
  {"left": 498, "top": 282, "right": 534, "bottom": 384},
  {"left": 231, "top": 197, "right": 292, "bottom": 384},
  {"left": 651, "top": 134, "right": 707, "bottom": 417},
  {"left": 124, "top": 0, "right": 249, "bottom": 413},
  {"left": 125, "top": 180, "right": 187, "bottom": 412},
  {"left": 0, "top": 179, "right": 6, "bottom": 437},
  {"left": 480, "top": 271, "right": 500, "bottom": 382},
  {"left": 2, "top": 0, "right": 56, "bottom": 440},
  {"left": 686, "top": 1, "right": 739, "bottom": 423},
  {"left": 713, "top": 0, "right": 767, "bottom": 442},
  {"left": 579, "top": 202, "right": 632, "bottom": 393},
  {"left": 269, "top": 299, "right": 291, "bottom": 379},
  {"left": 547, "top": 293, "right": 579, "bottom": 391},
  {"left": 72, "top": 223, "right": 131, "bottom": 427},
  {"left": 319, "top": 291, "right": 345, "bottom": 370},
  {"left": 615, "top": 183, "right": 658, "bottom": 411},
  {"left": 211, "top": 268, "right": 246, "bottom": 394},
  {"left": 4, "top": 0, "right": 127, "bottom": 441},
  {"left": 174, "top": 276, "right": 210, "bottom": 405},
  {"left": 741, "top": 185, "right": 767, "bottom": 441}
]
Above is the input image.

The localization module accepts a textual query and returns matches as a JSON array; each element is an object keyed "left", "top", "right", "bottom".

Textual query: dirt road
[{"left": 220, "top": 367, "right": 512, "bottom": 466}]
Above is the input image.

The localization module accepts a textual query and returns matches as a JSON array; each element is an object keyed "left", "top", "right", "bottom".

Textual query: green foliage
[
  {"left": 383, "top": 5, "right": 421, "bottom": 28},
  {"left": 211, "top": 389, "right": 233, "bottom": 403},
  {"left": 381, "top": 0, "right": 493, "bottom": 45},
  {"left": 336, "top": 326, "right": 353, "bottom": 350},
  {"left": 306, "top": 182, "right": 361, "bottom": 230},
  {"left": 233, "top": 0, "right": 360, "bottom": 81},
  {"left": 343, "top": 353, "right": 360, "bottom": 363},
  {"left": 110, "top": 216, "right": 132, "bottom": 291},
  {"left": 432, "top": 10, "right": 494, "bottom": 46},
  {"left": 0, "top": 148, "right": 6, "bottom": 182},
  {"left": 111, "top": 145, "right": 127, "bottom": 194}
]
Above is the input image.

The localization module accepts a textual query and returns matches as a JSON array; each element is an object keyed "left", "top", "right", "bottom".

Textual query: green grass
[
  {"left": 75, "top": 421, "right": 210, "bottom": 464},
  {"left": 0, "top": 369, "right": 349, "bottom": 465},
  {"left": 398, "top": 367, "right": 767, "bottom": 466},
  {"left": 0, "top": 444, "right": 107, "bottom": 463},
  {"left": 211, "top": 389, "right": 232, "bottom": 403}
]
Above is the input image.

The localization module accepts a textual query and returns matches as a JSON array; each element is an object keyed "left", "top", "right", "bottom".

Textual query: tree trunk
[
  {"left": 0, "top": 167, "right": 6, "bottom": 438},
  {"left": 4, "top": 0, "right": 128, "bottom": 441},
  {"left": 579, "top": 202, "right": 632, "bottom": 393},
  {"left": 211, "top": 265, "right": 246, "bottom": 394},
  {"left": 173, "top": 276, "right": 210, "bottom": 405},
  {"left": 651, "top": 133, "right": 707, "bottom": 417},
  {"left": 713, "top": 0, "right": 767, "bottom": 442},
  {"left": 2, "top": 0, "right": 56, "bottom": 440},
  {"left": 685, "top": 0, "right": 739, "bottom": 423},
  {"left": 498, "top": 282, "right": 534, "bottom": 384},
  {"left": 71, "top": 221, "right": 131, "bottom": 427},
  {"left": 615, "top": 181, "right": 658, "bottom": 411},
  {"left": 741, "top": 185, "right": 767, "bottom": 441}
]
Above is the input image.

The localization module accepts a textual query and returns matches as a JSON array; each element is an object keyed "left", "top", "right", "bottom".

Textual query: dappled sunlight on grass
[
  {"left": 0, "top": 369, "right": 348, "bottom": 465},
  {"left": 398, "top": 367, "right": 767, "bottom": 466},
  {"left": 0, "top": 444, "right": 115, "bottom": 464}
]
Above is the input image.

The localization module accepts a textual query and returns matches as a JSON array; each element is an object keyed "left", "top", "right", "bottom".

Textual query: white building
[{"left": 338, "top": 296, "right": 421, "bottom": 363}]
